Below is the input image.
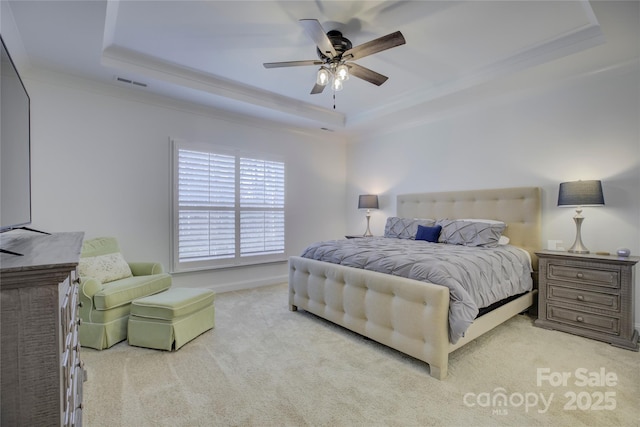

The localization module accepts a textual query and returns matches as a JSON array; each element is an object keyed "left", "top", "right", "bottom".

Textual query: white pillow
[{"left": 79, "top": 252, "right": 133, "bottom": 283}]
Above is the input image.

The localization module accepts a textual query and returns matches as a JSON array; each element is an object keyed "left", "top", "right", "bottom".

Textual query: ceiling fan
[{"left": 263, "top": 19, "right": 406, "bottom": 95}]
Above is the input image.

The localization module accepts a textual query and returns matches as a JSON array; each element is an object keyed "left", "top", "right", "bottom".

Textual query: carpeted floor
[{"left": 82, "top": 283, "right": 639, "bottom": 426}]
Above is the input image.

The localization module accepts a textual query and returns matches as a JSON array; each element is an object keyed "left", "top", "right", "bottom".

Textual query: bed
[{"left": 288, "top": 187, "right": 541, "bottom": 379}]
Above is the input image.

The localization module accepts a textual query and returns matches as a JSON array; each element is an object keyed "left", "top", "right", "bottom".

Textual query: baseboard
[{"left": 175, "top": 275, "right": 288, "bottom": 294}]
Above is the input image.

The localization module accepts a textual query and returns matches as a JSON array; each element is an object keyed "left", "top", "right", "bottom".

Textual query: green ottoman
[{"left": 128, "top": 288, "right": 215, "bottom": 350}]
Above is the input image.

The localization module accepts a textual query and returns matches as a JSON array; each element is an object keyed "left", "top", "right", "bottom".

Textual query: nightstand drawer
[
  {"left": 548, "top": 264, "right": 619, "bottom": 289},
  {"left": 548, "top": 284, "right": 619, "bottom": 311},
  {"left": 547, "top": 305, "right": 619, "bottom": 335}
]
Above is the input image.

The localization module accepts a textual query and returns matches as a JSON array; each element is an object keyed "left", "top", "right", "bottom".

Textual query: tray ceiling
[{"left": 6, "top": 1, "right": 636, "bottom": 136}]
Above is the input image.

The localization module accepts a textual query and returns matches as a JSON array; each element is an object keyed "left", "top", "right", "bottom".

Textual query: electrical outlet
[{"left": 547, "top": 240, "right": 565, "bottom": 251}]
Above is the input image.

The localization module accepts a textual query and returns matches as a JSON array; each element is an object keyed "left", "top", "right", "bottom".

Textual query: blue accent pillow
[{"left": 415, "top": 225, "right": 442, "bottom": 243}]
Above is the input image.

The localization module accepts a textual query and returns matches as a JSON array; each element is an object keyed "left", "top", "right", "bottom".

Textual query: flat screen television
[{"left": 1, "top": 34, "right": 32, "bottom": 232}]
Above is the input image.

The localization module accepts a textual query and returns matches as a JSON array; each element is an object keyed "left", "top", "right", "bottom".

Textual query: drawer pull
[
  {"left": 576, "top": 316, "right": 584, "bottom": 322},
  {"left": 78, "top": 301, "right": 83, "bottom": 308},
  {"left": 78, "top": 318, "right": 82, "bottom": 326},
  {"left": 576, "top": 295, "right": 584, "bottom": 301},
  {"left": 73, "top": 277, "right": 81, "bottom": 284},
  {"left": 576, "top": 272, "right": 584, "bottom": 279}
]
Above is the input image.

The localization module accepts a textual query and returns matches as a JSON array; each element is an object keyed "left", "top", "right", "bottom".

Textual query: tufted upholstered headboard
[{"left": 397, "top": 187, "right": 542, "bottom": 270}]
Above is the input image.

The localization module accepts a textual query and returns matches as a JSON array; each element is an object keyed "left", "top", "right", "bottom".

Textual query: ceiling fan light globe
[
  {"left": 336, "top": 64, "right": 349, "bottom": 81},
  {"left": 332, "top": 78, "right": 343, "bottom": 91},
  {"left": 316, "top": 68, "right": 330, "bottom": 86}
]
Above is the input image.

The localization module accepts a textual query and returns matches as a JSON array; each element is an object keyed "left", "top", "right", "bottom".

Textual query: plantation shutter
[
  {"left": 172, "top": 140, "right": 286, "bottom": 272},
  {"left": 240, "top": 157, "right": 285, "bottom": 256},
  {"left": 177, "top": 149, "right": 236, "bottom": 261}
]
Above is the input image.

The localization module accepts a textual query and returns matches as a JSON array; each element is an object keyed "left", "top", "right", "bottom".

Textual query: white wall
[
  {"left": 346, "top": 63, "right": 640, "bottom": 325},
  {"left": 25, "top": 73, "right": 347, "bottom": 291}
]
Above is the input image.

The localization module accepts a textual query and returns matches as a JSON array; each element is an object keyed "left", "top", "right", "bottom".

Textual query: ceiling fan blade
[
  {"left": 347, "top": 63, "right": 389, "bottom": 86},
  {"left": 310, "top": 83, "right": 326, "bottom": 95},
  {"left": 263, "top": 60, "right": 323, "bottom": 69},
  {"left": 342, "top": 31, "right": 406, "bottom": 61},
  {"left": 299, "top": 19, "right": 337, "bottom": 59}
]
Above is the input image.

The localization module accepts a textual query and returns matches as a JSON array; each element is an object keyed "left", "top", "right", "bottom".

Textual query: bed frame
[{"left": 288, "top": 187, "right": 541, "bottom": 379}]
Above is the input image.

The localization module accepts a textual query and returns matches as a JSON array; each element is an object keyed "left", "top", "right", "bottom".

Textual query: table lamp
[
  {"left": 557, "top": 180, "right": 604, "bottom": 253},
  {"left": 358, "top": 195, "right": 379, "bottom": 237}
]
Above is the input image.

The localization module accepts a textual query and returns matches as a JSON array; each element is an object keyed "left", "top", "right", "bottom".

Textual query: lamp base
[
  {"left": 363, "top": 213, "right": 373, "bottom": 237},
  {"left": 568, "top": 247, "right": 590, "bottom": 254},
  {"left": 568, "top": 213, "right": 589, "bottom": 254}
]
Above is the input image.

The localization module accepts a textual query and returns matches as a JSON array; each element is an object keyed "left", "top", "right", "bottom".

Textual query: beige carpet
[{"left": 83, "top": 283, "right": 639, "bottom": 427}]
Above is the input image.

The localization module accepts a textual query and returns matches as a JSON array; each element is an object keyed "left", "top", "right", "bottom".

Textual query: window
[{"left": 171, "top": 139, "right": 285, "bottom": 272}]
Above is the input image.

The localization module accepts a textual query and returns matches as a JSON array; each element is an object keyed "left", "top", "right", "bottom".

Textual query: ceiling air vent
[{"left": 115, "top": 76, "right": 148, "bottom": 88}]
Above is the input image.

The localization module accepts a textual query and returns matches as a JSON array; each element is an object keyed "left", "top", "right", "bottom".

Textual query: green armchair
[{"left": 78, "top": 237, "right": 172, "bottom": 350}]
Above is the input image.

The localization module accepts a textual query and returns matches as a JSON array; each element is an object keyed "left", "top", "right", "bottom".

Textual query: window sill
[{"left": 170, "top": 257, "right": 288, "bottom": 274}]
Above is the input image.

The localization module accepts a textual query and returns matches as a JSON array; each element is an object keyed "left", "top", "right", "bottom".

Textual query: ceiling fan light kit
[
  {"left": 316, "top": 62, "right": 349, "bottom": 92},
  {"left": 264, "top": 19, "right": 405, "bottom": 97}
]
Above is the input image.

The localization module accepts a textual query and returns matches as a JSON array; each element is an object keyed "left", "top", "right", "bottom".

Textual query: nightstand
[{"left": 534, "top": 250, "right": 639, "bottom": 351}]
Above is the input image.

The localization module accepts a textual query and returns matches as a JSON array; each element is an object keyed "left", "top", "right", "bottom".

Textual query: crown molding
[
  {"left": 348, "top": 18, "right": 604, "bottom": 129},
  {"left": 101, "top": 45, "right": 345, "bottom": 129}
]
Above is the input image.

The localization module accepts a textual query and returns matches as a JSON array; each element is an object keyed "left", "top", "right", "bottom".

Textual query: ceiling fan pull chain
[{"left": 333, "top": 92, "right": 336, "bottom": 110}]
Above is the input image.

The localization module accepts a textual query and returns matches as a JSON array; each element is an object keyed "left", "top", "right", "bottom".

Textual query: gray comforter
[{"left": 301, "top": 237, "right": 533, "bottom": 343}]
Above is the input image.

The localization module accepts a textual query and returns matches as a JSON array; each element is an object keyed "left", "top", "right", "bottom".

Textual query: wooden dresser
[
  {"left": 535, "top": 250, "right": 639, "bottom": 351},
  {"left": 1, "top": 231, "right": 85, "bottom": 426}
]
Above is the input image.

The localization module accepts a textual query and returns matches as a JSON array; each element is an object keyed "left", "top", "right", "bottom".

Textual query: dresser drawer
[
  {"left": 547, "top": 305, "right": 619, "bottom": 335},
  {"left": 548, "top": 264, "right": 619, "bottom": 289},
  {"left": 548, "top": 284, "right": 619, "bottom": 311}
]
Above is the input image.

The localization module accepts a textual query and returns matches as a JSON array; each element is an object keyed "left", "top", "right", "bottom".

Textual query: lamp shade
[
  {"left": 358, "top": 194, "right": 379, "bottom": 209},
  {"left": 558, "top": 180, "right": 604, "bottom": 206}
]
